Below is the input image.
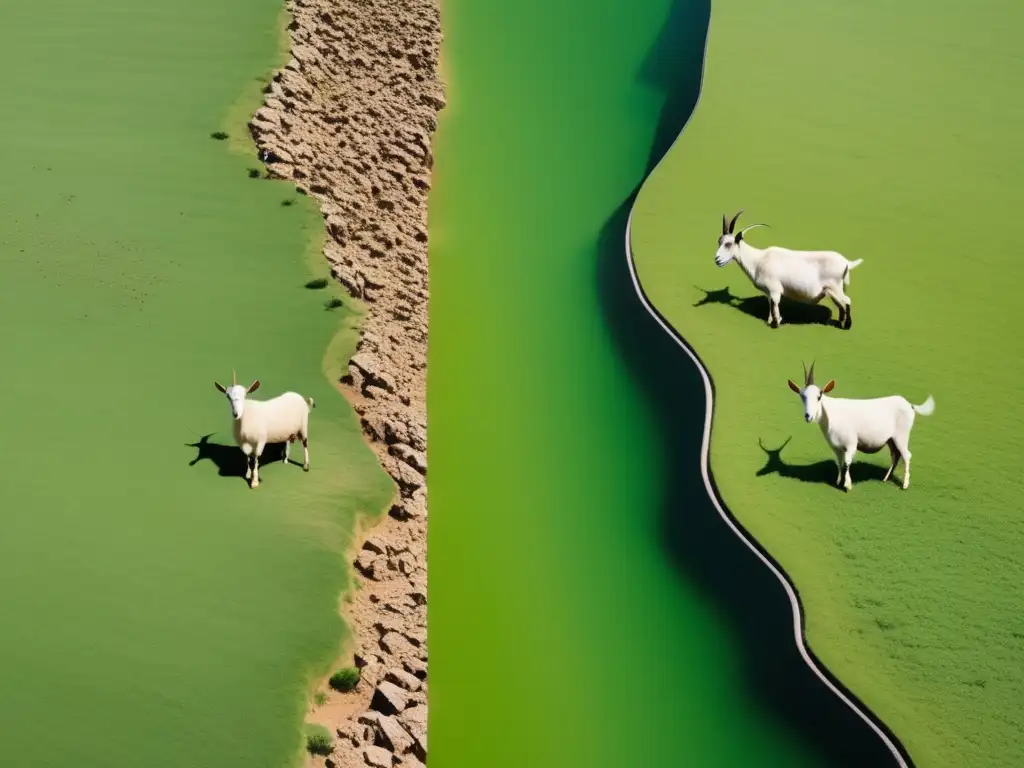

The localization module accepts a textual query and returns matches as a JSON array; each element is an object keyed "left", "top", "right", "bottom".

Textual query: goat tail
[
  {"left": 913, "top": 395, "right": 935, "bottom": 417},
  {"left": 843, "top": 258, "right": 864, "bottom": 285},
  {"left": 306, "top": 396, "right": 316, "bottom": 409}
]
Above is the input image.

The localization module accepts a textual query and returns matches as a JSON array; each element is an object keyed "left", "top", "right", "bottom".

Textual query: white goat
[
  {"left": 714, "top": 210, "right": 863, "bottom": 329},
  {"left": 214, "top": 370, "right": 316, "bottom": 489},
  {"left": 788, "top": 362, "right": 935, "bottom": 491}
]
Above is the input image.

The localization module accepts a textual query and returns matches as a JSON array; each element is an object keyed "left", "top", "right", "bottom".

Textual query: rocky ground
[{"left": 247, "top": 0, "right": 443, "bottom": 765}]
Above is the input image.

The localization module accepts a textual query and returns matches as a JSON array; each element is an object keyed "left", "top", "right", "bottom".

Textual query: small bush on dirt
[
  {"left": 329, "top": 667, "right": 360, "bottom": 693},
  {"left": 306, "top": 725, "right": 333, "bottom": 756},
  {"left": 313, "top": 691, "right": 328, "bottom": 707},
  {"left": 325, "top": 297, "right": 344, "bottom": 310},
  {"left": 210, "top": 131, "right": 229, "bottom": 140},
  {"left": 247, "top": 168, "right": 261, "bottom": 178},
  {"left": 305, "top": 277, "right": 329, "bottom": 290}
]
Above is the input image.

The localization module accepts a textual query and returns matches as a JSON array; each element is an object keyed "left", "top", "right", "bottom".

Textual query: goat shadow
[
  {"left": 186, "top": 433, "right": 300, "bottom": 484},
  {"left": 694, "top": 285, "right": 838, "bottom": 327},
  {"left": 756, "top": 437, "right": 892, "bottom": 488}
]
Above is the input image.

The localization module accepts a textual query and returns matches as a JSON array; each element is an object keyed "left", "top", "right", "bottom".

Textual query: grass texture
[
  {"left": 0, "top": 1, "right": 391, "bottom": 766},
  {"left": 630, "top": 0, "right": 1024, "bottom": 765}
]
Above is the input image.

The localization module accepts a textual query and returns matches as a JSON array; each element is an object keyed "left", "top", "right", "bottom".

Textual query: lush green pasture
[
  {"left": 631, "top": 0, "right": 1024, "bottom": 765},
  {"left": 0, "top": 2, "right": 390, "bottom": 766}
]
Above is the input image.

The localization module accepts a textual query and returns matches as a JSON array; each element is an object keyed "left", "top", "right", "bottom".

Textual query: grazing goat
[
  {"left": 214, "top": 370, "right": 316, "bottom": 489},
  {"left": 787, "top": 362, "right": 934, "bottom": 491},
  {"left": 714, "top": 210, "right": 863, "bottom": 329}
]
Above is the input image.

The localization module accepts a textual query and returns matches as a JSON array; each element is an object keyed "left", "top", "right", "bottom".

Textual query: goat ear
[
  {"left": 247, "top": 379, "right": 261, "bottom": 394},
  {"left": 822, "top": 380, "right": 835, "bottom": 393},
  {"left": 214, "top": 381, "right": 226, "bottom": 393},
  {"left": 787, "top": 379, "right": 801, "bottom": 394},
  {"left": 735, "top": 231, "right": 744, "bottom": 244}
]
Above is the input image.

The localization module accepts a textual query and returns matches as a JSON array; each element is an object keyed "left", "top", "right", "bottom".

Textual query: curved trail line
[
  {"left": 624, "top": 208, "right": 912, "bottom": 765},
  {"left": 623, "top": 11, "right": 912, "bottom": 759},
  {"left": 622, "top": 214, "right": 913, "bottom": 765}
]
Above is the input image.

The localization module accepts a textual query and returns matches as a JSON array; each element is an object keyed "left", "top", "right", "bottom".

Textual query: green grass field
[
  {"left": 0, "top": 2, "right": 391, "bottom": 765},
  {"left": 630, "top": 0, "right": 1024, "bottom": 765}
]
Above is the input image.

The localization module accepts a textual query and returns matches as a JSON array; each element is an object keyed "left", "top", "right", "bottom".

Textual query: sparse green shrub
[
  {"left": 313, "top": 691, "right": 328, "bottom": 707},
  {"left": 210, "top": 131, "right": 229, "bottom": 140},
  {"left": 305, "top": 277, "right": 329, "bottom": 290},
  {"left": 305, "top": 724, "right": 333, "bottom": 756},
  {"left": 328, "top": 667, "right": 360, "bottom": 693},
  {"left": 281, "top": 199, "right": 295, "bottom": 207},
  {"left": 325, "top": 297, "right": 344, "bottom": 310},
  {"left": 247, "top": 168, "right": 261, "bottom": 178}
]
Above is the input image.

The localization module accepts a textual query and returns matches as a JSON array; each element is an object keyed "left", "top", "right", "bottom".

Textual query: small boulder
[
  {"left": 403, "top": 657, "right": 427, "bottom": 680},
  {"left": 363, "top": 745, "right": 393, "bottom": 768},
  {"left": 385, "top": 667, "right": 422, "bottom": 692},
  {"left": 355, "top": 551, "right": 376, "bottom": 575},
  {"left": 376, "top": 714, "right": 414, "bottom": 753},
  {"left": 398, "top": 705, "right": 427, "bottom": 761},
  {"left": 362, "top": 536, "right": 387, "bottom": 555},
  {"left": 380, "top": 631, "right": 413, "bottom": 657},
  {"left": 371, "top": 681, "right": 408, "bottom": 715}
]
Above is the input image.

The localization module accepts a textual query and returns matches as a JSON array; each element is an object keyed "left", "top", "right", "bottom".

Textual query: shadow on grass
[
  {"left": 694, "top": 285, "right": 836, "bottom": 326},
  {"left": 187, "top": 434, "right": 298, "bottom": 483},
  {"left": 756, "top": 437, "right": 892, "bottom": 488},
  {"left": 594, "top": 0, "right": 912, "bottom": 765}
]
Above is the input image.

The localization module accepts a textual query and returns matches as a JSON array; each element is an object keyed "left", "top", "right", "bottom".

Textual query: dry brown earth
[{"left": 248, "top": 0, "right": 443, "bottom": 764}]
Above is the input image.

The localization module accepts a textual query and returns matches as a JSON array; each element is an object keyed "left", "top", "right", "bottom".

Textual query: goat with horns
[
  {"left": 787, "top": 361, "right": 935, "bottom": 491},
  {"left": 714, "top": 210, "right": 863, "bottom": 329},
  {"left": 214, "top": 370, "right": 316, "bottom": 489}
]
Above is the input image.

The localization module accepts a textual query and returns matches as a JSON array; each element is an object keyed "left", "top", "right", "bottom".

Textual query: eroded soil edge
[{"left": 249, "top": 0, "right": 443, "bottom": 765}]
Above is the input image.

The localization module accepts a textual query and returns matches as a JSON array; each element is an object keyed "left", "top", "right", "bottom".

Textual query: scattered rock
[
  {"left": 403, "top": 657, "right": 427, "bottom": 680},
  {"left": 363, "top": 745, "right": 394, "bottom": 768},
  {"left": 398, "top": 705, "right": 428, "bottom": 761},
  {"left": 380, "top": 631, "right": 414, "bottom": 657},
  {"left": 374, "top": 712, "right": 415, "bottom": 753},
  {"left": 385, "top": 667, "right": 422, "bottom": 691},
  {"left": 363, "top": 536, "right": 388, "bottom": 555},
  {"left": 371, "top": 680, "right": 409, "bottom": 715},
  {"left": 404, "top": 627, "right": 427, "bottom": 648}
]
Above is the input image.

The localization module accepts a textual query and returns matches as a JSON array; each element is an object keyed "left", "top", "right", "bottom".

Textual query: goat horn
[
  {"left": 722, "top": 214, "right": 729, "bottom": 235},
  {"left": 729, "top": 208, "right": 745, "bottom": 233},
  {"left": 232, "top": 368, "right": 237, "bottom": 386},
  {"left": 807, "top": 360, "right": 816, "bottom": 386},
  {"left": 737, "top": 223, "right": 770, "bottom": 239},
  {"left": 801, "top": 361, "right": 808, "bottom": 384}
]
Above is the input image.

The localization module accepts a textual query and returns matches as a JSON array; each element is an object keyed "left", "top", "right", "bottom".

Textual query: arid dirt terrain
[{"left": 248, "top": 0, "right": 443, "bottom": 765}]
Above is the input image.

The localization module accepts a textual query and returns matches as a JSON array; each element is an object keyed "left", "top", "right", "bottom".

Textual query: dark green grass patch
[
  {"left": 325, "top": 297, "right": 344, "bottom": 310},
  {"left": 631, "top": 1, "right": 1024, "bottom": 766},
  {"left": 328, "top": 667, "right": 360, "bottom": 693},
  {"left": 306, "top": 277, "right": 329, "bottom": 290},
  {"left": 305, "top": 724, "right": 333, "bottom": 756}
]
